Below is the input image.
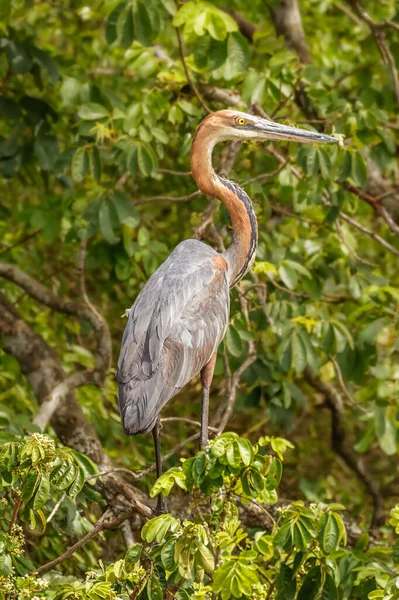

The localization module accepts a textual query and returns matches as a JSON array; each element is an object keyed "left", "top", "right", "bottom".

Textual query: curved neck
[{"left": 190, "top": 125, "right": 258, "bottom": 287}]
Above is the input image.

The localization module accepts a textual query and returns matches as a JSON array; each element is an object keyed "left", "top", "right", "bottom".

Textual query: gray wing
[{"left": 117, "top": 240, "right": 230, "bottom": 435}]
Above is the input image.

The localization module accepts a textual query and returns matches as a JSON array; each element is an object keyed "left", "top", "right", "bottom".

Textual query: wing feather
[{"left": 117, "top": 240, "right": 229, "bottom": 434}]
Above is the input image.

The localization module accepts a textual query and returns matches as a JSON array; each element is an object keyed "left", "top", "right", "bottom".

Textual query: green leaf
[
  {"left": 137, "top": 144, "right": 157, "bottom": 176},
  {"left": 224, "top": 32, "right": 249, "bottom": 78},
  {"left": 160, "top": 0, "right": 176, "bottom": 16},
  {"left": 226, "top": 440, "right": 241, "bottom": 469},
  {"left": 111, "top": 190, "right": 139, "bottom": 227},
  {"left": 133, "top": 1, "right": 153, "bottom": 47},
  {"left": 283, "top": 260, "right": 311, "bottom": 279},
  {"left": 351, "top": 152, "right": 367, "bottom": 187},
  {"left": 5, "top": 41, "right": 32, "bottom": 74},
  {"left": 306, "top": 146, "right": 319, "bottom": 176},
  {"left": 321, "top": 573, "right": 338, "bottom": 600},
  {"left": 33, "top": 473, "right": 50, "bottom": 510},
  {"left": 177, "top": 99, "right": 202, "bottom": 117},
  {"left": 339, "top": 150, "right": 352, "bottom": 181},
  {"left": 393, "top": 539, "right": 399, "bottom": 564},
  {"left": 173, "top": 1, "right": 198, "bottom": 27},
  {"left": 279, "top": 264, "right": 297, "bottom": 290},
  {"left": 297, "top": 566, "right": 322, "bottom": 600},
  {"left": 254, "top": 533, "right": 274, "bottom": 559},
  {"left": 275, "top": 564, "right": 296, "bottom": 600},
  {"left": 141, "top": 514, "right": 179, "bottom": 543},
  {"left": 317, "top": 148, "right": 332, "bottom": 180},
  {"left": 117, "top": 4, "right": 134, "bottom": 48},
  {"left": 68, "top": 467, "right": 85, "bottom": 499},
  {"left": 266, "top": 458, "right": 282, "bottom": 490},
  {"left": 89, "top": 146, "right": 102, "bottom": 182},
  {"left": 291, "top": 331, "right": 307, "bottom": 374},
  {"left": 34, "top": 136, "right": 59, "bottom": 171},
  {"left": 270, "top": 50, "right": 296, "bottom": 68},
  {"left": 30, "top": 45, "right": 59, "bottom": 82},
  {"left": 78, "top": 103, "right": 109, "bottom": 120},
  {"left": 106, "top": 2, "right": 127, "bottom": 44},
  {"left": 208, "top": 12, "right": 227, "bottom": 41},
  {"left": 236, "top": 438, "right": 254, "bottom": 466},
  {"left": 321, "top": 513, "right": 339, "bottom": 554},
  {"left": 152, "top": 127, "right": 169, "bottom": 144},
  {"left": 226, "top": 324, "right": 243, "bottom": 357},
  {"left": 161, "top": 538, "right": 177, "bottom": 571},
  {"left": 99, "top": 199, "right": 120, "bottom": 244},
  {"left": 273, "top": 522, "right": 292, "bottom": 548},
  {"left": 150, "top": 467, "right": 187, "bottom": 497},
  {"left": 71, "top": 149, "right": 89, "bottom": 182},
  {"left": 196, "top": 542, "right": 214, "bottom": 573},
  {"left": 22, "top": 471, "right": 40, "bottom": 506},
  {"left": 60, "top": 77, "right": 82, "bottom": 107}
]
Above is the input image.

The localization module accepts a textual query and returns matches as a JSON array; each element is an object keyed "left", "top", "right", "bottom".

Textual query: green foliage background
[{"left": 0, "top": 0, "right": 399, "bottom": 598}]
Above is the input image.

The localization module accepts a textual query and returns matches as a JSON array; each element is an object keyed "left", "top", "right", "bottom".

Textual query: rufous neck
[{"left": 190, "top": 125, "right": 258, "bottom": 286}]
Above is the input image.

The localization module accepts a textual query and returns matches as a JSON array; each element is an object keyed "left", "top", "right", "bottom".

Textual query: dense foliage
[{"left": 0, "top": 0, "right": 399, "bottom": 598}]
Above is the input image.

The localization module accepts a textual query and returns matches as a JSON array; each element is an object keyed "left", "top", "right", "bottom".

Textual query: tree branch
[
  {"left": 0, "top": 261, "right": 112, "bottom": 430},
  {"left": 347, "top": 0, "right": 399, "bottom": 104},
  {"left": 0, "top": 293, "right": 153, "bottom": 521},
  {"left": 135, "top": 190, "right": 201, "bottom": 205},
  {"left": 305, "top": 367, "right": 383, "bottom": 525},
  {"left": 33, "top": 507, "right": 140, "bottom": 575}
]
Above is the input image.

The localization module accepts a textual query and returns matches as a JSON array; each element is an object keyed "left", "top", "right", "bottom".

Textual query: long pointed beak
[{"left": 257, "top": 118, "right": 337, "bottom": 144}]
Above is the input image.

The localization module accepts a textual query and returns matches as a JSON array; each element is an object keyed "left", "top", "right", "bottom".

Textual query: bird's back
[{"left": 117, "top": 239, "right": 230, "bottom": 434}]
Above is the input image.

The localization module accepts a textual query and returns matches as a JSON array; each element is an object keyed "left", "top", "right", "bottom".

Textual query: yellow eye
[{"left": 236, "top": 117, "right": 247, "bottom": 126}]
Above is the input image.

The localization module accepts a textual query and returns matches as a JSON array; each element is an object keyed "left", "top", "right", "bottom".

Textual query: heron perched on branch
[{"left": 117, "top": 110, "right": 336, "bottom": 510}]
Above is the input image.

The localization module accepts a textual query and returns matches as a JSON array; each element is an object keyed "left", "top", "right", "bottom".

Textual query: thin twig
[
  {"left": 136, "top": 190, "right": 201, "bottom": 205},
  {"left": 0, "top": 261, "right": 112, "bottom": 430},
  {"left": 335, "top": 220, "right": 378, "bottom": 267},
  {"left": 270, "top": 204, "right": 323, "bottom": 227},
  {"left": 242, "top": 162, "right": 287, "bottom": 186},
  {"left": 33, "top": 507, "right": 139, "bottom": 575},
  {"left": 0, "top": 230, "right": 40, "bottom": 256},
  {"left": 347, "top": 0, "right": 399, "bottom": 103},
  {"left": 329, "top": 355, "right": 368, "bottom": 414},
  {"left": 46, "top": 492, "right": 67, "bottom": 523},
  {"left": 159, "top": 169, "right": 192, "bottom": 177},
  {"left": 161, "top": 416, "right": 218, "bottom": 432}
]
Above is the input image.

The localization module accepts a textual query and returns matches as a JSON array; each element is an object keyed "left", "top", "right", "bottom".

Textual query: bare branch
[
  {"left": 159, "top": 168, "right": 192, "bottom": 176},
  {"left": 161, "top": 416, "right": 218, "bottom": 432},
  {"left": 0, "top": 260, "right": 112, "bottom": 430},
  {"left": 242, "top": 162, "right": 287, "bottom": 186},
  {"left": 46, "top": 492, "right": 66, "bottom": 524},
  {"left": 0, "top": 230, "right": 40, "bottom": 256},
  {"left": 136, "top": 190, "right": 201, "bottom": 205},
  {"left": 305, "top": 367, "right": 383, "bottom": 525},
  {"left": 0, "top": 294, "right": 153, "bottom": 521},
  {"left": 335, "top": 220, "right": 378, "bottom": 268},
  {"left": 347, "top": 0, "right": 399, "bottom": 104},
  {"left": 329, "top": 355, "right": 369, "bottom": 414},
  {"left": 222, "top": 9, "right": 256, "bottom": 41},
  {"left": 268, "top": 0, "right": 312, "bottom": 64},
  {"left": 33, "top": 507, "right": 141, "bottom": 575}
]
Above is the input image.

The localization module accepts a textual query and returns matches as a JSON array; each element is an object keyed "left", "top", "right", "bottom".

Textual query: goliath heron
[{"left": 117, "top": 110, "right": 336, "bottom": 507}]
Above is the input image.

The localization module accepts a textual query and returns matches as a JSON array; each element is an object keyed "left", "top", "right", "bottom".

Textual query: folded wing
[{"left": 117, "top": 240, "right": 230, "bottom": 434}]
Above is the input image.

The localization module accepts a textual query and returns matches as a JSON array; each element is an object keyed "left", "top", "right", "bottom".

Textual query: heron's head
[{"left": 198, "top": 109, "right": 337, "bottom": 145}]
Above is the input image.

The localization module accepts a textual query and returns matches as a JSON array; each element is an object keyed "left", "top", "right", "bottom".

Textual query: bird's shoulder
[{"left": 118, "top": 240, "right": 229, "bottom": 370}]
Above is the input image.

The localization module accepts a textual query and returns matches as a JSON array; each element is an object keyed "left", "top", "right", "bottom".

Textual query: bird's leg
[
  {"left": 152, "top": 418, "right": 167, "bottom": 514},
  {"left": 200, "top": 353, "right": 217, "bottom": 449}
]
